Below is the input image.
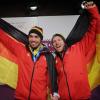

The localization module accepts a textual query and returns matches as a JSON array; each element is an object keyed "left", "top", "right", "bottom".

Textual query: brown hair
[{"left": 51, "top": 33, "right": 66, "bottom": 44}]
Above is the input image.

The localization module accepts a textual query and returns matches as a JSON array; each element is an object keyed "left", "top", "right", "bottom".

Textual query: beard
[{"left": 29, "top": 42, "right": 41, "bottom": 50}]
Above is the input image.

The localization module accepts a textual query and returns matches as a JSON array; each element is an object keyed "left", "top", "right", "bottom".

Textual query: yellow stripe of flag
[
  {"left": 88, "top": 34, "right": 100, "bottom": 90},
  {"left": 0, "top": 56, "right": 18, "bottom": 89}
]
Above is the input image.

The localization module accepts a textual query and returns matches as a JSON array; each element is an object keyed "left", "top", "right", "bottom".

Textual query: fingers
[
  {"left": 50, "top": 94, "right": 59, "bottom": 100},
  {"left": 81, "top": 1, "right": 96, "bottom": 9},
  {"left": 50, "top": 94, "right": 53, "bottom": 99}
]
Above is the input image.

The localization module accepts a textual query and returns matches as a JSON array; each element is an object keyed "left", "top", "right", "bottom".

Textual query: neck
[
  {"left": 34, "top": 44, "right": 42, "bottom": 51},
  {"left": 29, "top": 44, "right": 43, "bottom": 55}
]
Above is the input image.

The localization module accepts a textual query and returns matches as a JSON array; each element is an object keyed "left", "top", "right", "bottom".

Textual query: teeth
[
  {"left": 31, "top": 42, "right": 35, "bottom": 44},
  {"left": 57, "top": 46, "right": 60, "bottom": 48}
]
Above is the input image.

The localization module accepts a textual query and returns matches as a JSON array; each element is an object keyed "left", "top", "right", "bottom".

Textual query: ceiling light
[
  {"left": 28, "top": 0, "right": 38, "bottom": 11},
  {"left": 30, "top": 6, "right": 37, "bottom": 10}
]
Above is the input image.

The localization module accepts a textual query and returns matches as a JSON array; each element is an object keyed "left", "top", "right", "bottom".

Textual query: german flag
[
  {"left": 0, "top": 18, "right": 28, "bottom": 89},
  {"left": 88, "top": 19, "right": 100, "bottom": 100},
  {"left": 0, "top": 41, "right": 18, "bottom": 89}
]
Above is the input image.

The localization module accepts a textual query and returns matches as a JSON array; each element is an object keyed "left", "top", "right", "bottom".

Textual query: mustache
[{"left": 29, "top": 41, "right": 36, "bottom": 43}]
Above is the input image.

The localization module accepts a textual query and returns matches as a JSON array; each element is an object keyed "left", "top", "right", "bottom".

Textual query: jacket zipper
[
  {"left": 62, "top": 62, "right": 72, "bottom": 100},
  {"left": 28, "top": 62, "right": 36, "bottom": 100}
]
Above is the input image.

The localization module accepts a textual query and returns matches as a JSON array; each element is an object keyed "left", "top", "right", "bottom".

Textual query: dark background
[{"left": 0, "top": 0, "right": 100, "bottom": 17}]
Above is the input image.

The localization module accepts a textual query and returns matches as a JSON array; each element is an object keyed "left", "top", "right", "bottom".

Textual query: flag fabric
[
  {"left": 0, "top": 18, "right": 28, "bottom": 89},
  {"left": 88, "top": 20, "right": 100, "bottom": 100},
  {"left": 88, "top": 33, "right": 100, "bottom": 90},
  {"left": 89, "top": 19, "right": 100, "bottom": 99},
  {"left": 0, "top": 42, "right": 18, "bottom": 88},
  {"left": 66, "top": 11, "right": 89, "bottom": 46}
]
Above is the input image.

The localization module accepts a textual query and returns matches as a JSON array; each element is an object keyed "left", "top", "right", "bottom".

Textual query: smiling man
[
  {"left": 14, "top": 26, "right": 59, "bottom": 100},
  {"left": 51, "top": 1, "right": 100, "bottom": 100}
]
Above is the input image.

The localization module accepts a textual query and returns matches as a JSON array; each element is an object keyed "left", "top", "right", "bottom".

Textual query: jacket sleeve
[{"left": 79, "top": 6, "right": 99, "bottom": 56}]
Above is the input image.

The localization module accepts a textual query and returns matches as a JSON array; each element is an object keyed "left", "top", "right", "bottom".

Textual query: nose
[
  {"left": 55, "top": 42, "right": 59, "bottom": 47},
  {"left": 30, "top": 36, "right": 36, "bottom": 41}
]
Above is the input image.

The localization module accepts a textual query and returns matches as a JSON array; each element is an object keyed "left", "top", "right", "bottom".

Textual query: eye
[
  {"left": 35, "top": 35, "right": 38, "bottom": 38},
  {"left": 52, "top": 40, "right": 56, "bottom": 44},
  {"left": 29, "top": 35, "right": 32, "bottom": 38}
]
